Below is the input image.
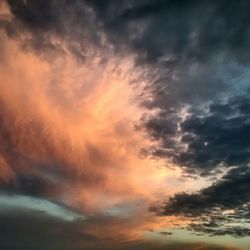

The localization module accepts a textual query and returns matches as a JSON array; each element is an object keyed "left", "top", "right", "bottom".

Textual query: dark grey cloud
[
  {"left": 4, "top": 0, "right": 250, "bottom": 63},
  {"left": 0, "top": 208, "right": 96, "bottom": 250},
  {"left": 152, "top": 166, "right": 250, "bottom": 237},
  {"left": 149, "top": 94, "right": 250, "bottom": 237},
  {"left": 3, "top": 0, "right": 105, "bottom": 60},
  {"left": 159, "top": 167, "right": 250, "bottom": 214},
  {"left": 0, "top": 204, "right": 239, "bottom": 250},
  {"left": 146, "top": 95, "right": 250, "bottom": 175},
  {"left": 87, "top": 0, "right": 250, "bottom": 64},
  {"left": 1, "top": 173, "right": 58, "bottom": 197}
]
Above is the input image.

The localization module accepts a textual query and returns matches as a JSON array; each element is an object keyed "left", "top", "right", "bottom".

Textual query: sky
[{"left": 0, "top": 0, "right": 250, "bottom": 249}]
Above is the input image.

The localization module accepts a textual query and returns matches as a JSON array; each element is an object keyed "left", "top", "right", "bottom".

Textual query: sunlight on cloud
[{"left": 0, "top": 31, "right": 186, "bottom": 216}]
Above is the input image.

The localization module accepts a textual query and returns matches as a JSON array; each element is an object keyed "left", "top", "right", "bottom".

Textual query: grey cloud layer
[{"left": 0, "top": 207, "right": 239, "bottom": 250}]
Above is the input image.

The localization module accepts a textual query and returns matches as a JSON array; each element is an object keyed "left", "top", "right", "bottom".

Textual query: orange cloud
[{"left": 0, "top": 30, "right": 183, "bottom": 213}]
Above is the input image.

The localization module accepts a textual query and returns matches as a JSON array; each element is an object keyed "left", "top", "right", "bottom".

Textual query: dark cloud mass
[
  {"left": 148, "top": 95, "right": 250, "bottom": 174},
  {"left": 0, "top": 208, "right": 239, "bottom": 250},
  {"left": 153, "top": 166, "right": 250, "bottom": 237},
  {"left": 149, "top": 94, "right": 250, "bottom": 236},
  {"left": 4, "top": 0, "right": 106, "bottom": 60},
  {"left": 5, "top": 0, "right": 250, "bottom": 63},
  {"left": 88, "top": 0, "right": 250, "bottom": 64}
]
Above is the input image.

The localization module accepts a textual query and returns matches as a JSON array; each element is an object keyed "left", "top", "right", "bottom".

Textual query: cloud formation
[
  {"left": 0, "top": 0, "right": 184, "bottom": 216},
  {"left": 153, "top": 166, "right": 250, "bottom": 237},
  {"left": 0, "top": 33, "right": 155, "bottom": 212},
  {"left": 0, "top": 204, "right": 239, "bottom": 250},
  {"left": 1, "top": 0, "right": 250, "bottom": 246}
]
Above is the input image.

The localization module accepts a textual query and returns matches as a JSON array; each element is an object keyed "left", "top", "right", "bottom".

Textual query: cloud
[
  {"left": 6, "top": 0, "right": 250, "bottom": 65},
  {"left": 4, "top": 0, "right": 105, "bottom": 59},
  {"left": 0, "top": 193, "right": 85, "bottom": 221},
  {"left": 0, "top": 204, "right": 239, "bottom": 250},
  {"left": 149, "top": 94, "right": 250, "bottom": 238},
  {"left": 109, "top": 2, "right": 250, "bottom": 238},
  {"left": 0, "top": 34, "right": 151, "bottom": 212},
  {"left": 0, "top": 1, "right": 181, "bottom": 216},
  {"left": 1, "top": 0, "right": 250, "bottom": 244},
  {"left": 85, "top": 0, "right": 250, "bottom": 65},
  {"left": 153, "top": 166, "right": 250, "bottom": 237},
  {"left": 146, "top": 95, "right": 250, "bottom": 175}
]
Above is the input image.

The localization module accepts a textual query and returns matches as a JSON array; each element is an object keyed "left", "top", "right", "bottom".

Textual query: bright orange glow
[{"left": 0, "top": 32, "right": 186, "bottom": 214}]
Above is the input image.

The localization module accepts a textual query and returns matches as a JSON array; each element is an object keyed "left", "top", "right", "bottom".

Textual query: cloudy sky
[{"left": 0, "top": 0, "right": 250, "bottom": 249}]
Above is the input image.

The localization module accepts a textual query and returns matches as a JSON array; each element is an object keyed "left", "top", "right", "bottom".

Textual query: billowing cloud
[
  {"left": 0, "top": 33, "right": 153, "bottom": 212},
  {"left": 146, "top": 95, "right": 250, "bottom": 175},
  {"left": 1, "top": 0, "right": 250, "bottom": 248},
  {"left": 0, "top": 0, "right": 184, "bottom": 215}
]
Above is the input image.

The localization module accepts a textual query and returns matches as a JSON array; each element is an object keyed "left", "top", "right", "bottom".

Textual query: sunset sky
[{"left": 0, "top": 1, "right": 250, "bottom": 249}]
